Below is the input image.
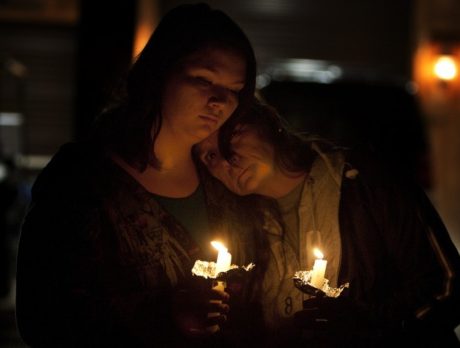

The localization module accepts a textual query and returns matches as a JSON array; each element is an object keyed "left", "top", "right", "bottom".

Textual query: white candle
[
  {"left": 207, "top": 241, "right": 231, "bottom": 334},
  {"left": 211, "top": 241, "right": 232, "bottom": 275},
  {"left": 310, "top": 248, "right": 327, "bottom": 289}
]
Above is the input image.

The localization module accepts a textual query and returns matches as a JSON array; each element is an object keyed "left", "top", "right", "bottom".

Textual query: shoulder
[
  {"left": 31, "top": 141, "right": 106, "bottom": 202},
  {"left": 340, "top": 144, "right": 402, "bottom": 188}
]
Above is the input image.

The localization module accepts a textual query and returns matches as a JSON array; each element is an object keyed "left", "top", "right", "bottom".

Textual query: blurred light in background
[
  {"left": 261, "top": 58, "right": 343, "bottom": 84},
  {"left": 0, "top": 112, "right": 23, "bottom": 127},
  {"left": 413, "top": 41, "right": 460, "bottom": 103},
  {"left": 434, "top": 55, "right": 458, "bottom": 81},
  {"left": 132, "top": 0, "right": 159, "bottom": 60}
]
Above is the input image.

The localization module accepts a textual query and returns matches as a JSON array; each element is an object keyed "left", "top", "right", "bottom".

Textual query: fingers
[
  {"left": 174, "top": 287, "right": 229, "bottom": 310},
  {"left": 176, "top": 305, "right": 228, "bottom": 337},
  {"left": 210, "top": 288, "right": 230, "bottom": 302},
  {"left": 173, "top": 285, "right": 231, "bottom": 338},
  {"left": 207, "top": 299, "right": 230, "bottom": 314},
  {"left": 206, "top": 312, "right": 227, "bottom": 327}
]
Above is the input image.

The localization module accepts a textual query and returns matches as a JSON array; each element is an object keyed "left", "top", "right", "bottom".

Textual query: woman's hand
[{"left": 172, "top": 285, "right": 230, "bottom": 337}]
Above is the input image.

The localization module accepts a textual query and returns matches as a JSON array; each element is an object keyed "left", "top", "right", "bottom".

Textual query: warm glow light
[
  {"left": 211, "top": 241, "right": 227, "bottom": 252},
  {"left": 313, "top": 248, "right": 324, "bottom": 259},
  {"left": 434, "top": 56, "right": 458, "bottom": 81},
  {"left": 132, "top": 0, "right": 159, "bottom": 60},
  {"left": 133, "top": 24, "right": 153, "bottom": 59},
  {"left": 212, "top": 241, "right": 231, "bottom": 275},
  {"left": 311, "top": 248, "right": 327, "bottom": 289}
]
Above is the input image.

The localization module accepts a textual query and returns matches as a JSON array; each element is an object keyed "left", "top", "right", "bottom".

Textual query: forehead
[
  {"left": 197, "top": 131, "right": 219, "bottom": 152},
  {"left": 183, "top": 47, "right": 246, "bottom": 79}
]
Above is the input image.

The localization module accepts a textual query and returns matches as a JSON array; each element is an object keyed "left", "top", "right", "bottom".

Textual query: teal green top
[{"left": 153, "top": 185, "right": 211, "bottom": 253}]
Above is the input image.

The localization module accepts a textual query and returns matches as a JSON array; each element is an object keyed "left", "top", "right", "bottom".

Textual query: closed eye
[
  {"left": 231, "top": 130, "right": 241, "bottom": 139},
  {"left": 230, "top": 124, "right": 247, "bottom": 140},
  {"left": 195, "top": 76, "right": 212, "bottom": 86},
  {"left": 195, "top": 76, "right": 241, "bottom": 96},
  {"left": 228, "top": 87, "right": 241, "bottom": 96}
]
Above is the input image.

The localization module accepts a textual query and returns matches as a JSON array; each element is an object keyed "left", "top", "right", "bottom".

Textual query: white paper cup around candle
[{"left": 310, "top": 248, "right": 327, "bottom": 289}]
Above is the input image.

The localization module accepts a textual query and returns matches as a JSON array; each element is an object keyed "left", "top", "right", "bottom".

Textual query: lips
[{"left": 199, "top": 114, "right": 219, "bottom": 126}]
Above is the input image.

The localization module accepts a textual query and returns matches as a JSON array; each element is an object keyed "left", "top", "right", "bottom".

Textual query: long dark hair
[
  {"left": 195, "top": 156, "right": 272, "bottom": 301},
  {"left": 91, "top": 3, "right": 256, "bottom": 171},
  {"left": 219, "top": 98, "right": 320, "bottom": 174}
]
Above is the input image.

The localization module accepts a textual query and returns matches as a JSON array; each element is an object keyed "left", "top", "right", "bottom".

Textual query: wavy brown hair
[{"left": 218, "top": 98, "right": 326, "bottom": 174}]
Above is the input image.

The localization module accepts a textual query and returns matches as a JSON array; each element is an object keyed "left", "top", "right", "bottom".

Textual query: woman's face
[
  {"left": 161, "top": 47, "right": 246, "bottom": 144},
  {"left": 197, "top": 125, "right": 276, "bottom": 196}
]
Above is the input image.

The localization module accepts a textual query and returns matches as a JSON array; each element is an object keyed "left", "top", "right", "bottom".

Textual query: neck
[
  {"left": 111, "top": 128, "right": 199, "bottom": 197},
  {"left": 154, "top": 129, "right": 196, "bottom": 171}
]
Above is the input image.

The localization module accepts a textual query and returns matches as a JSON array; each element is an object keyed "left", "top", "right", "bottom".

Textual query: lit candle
[
  {"left": 211, "top": 241, "right": 232, "bottom": 275},
  {"left": 310, "top": 248, "right": 327, "bottom": 289},
  {"left": 207, "top": 241, "right": 231, "bottom": 333}
]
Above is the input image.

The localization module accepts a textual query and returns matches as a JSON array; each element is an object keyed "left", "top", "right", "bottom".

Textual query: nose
[
  {"left": 208, "top": 156, "right": 231, "bottom": 180},
  {"left": 208, "top": 86, "right": 230, "bottom": 108},
  {"left": 208, "top": 151, "right": 240, "bottom": 172},
  {"left": 217, "top": 157, "right": 232, "bottom": 170},
  {"left": 229, "top": 154, "right": 240, "bottom": 167}
]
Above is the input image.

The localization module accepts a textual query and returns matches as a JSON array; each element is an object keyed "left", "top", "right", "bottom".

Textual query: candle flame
[
  {"left": 313, "top": 248, "right": 324, "bottom": 259},
  {"left": 211, "top": 241, "right": 227, "bottom": 252}
]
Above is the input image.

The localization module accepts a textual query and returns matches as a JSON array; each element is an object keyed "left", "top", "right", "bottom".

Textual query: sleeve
[
  {"left": 15, "top": 151, "right": 183, "bottom": 347},
  {"left": 356, "top": 150, "right": 460, "bottom": 333},
  {"left": 405, "top": 185, "right": 460, "bottom": 329}
]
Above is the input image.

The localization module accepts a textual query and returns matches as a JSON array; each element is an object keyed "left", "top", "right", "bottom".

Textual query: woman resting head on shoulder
[
  {"left": 196, "top": 98, "right": 460, "bottom": 346},
  {"left": 197, "top": 98, "right": 318, "bottom": 199}
]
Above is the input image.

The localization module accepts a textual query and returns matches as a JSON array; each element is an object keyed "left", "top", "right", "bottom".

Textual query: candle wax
[
  {"left": 215, "top": 249, "right": 232, "bottom": 275},
  {"left": 310, "top": 259, "right": 327, "bottom": 289}
]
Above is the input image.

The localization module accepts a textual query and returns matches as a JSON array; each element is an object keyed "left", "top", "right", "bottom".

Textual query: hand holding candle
[
  {"left": 207, "top": 241, "right": 232, "bottom": 333},
  {"left": 310, "top": 248, "right": 327, "bottom": 289},
  {"left": 191, "top": 241, "right": 255, "bottom": 332},
  {"left": 294, "top": 248, "right": 348, "bottom": 297}
]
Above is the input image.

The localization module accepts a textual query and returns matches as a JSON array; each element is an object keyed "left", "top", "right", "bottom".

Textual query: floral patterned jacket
[{"left": 16, "top": 142, "right": 259, "bottom": 347}]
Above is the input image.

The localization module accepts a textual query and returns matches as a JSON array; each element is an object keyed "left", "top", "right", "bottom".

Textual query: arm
[
  {"left": 296, "top": 151, "right": 460, "bottom": 345},
  {"left": 352, "top": 151, "right": 460, "bottom": 333},
  {"left": 15, "top": 147, "right": 182, "bottom": 347},
  {"left": 391, "top": 183, "right": 460, "bottom": 329}
]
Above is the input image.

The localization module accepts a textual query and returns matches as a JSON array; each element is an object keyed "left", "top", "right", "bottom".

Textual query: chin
[
  {"left": 235, "top": 189, "right": 251, "bottom": 196},
  {"left": 193, "top": 128, "right": 215, "bottom": 143},
  {"left": 239, "top": 180, "right": 260, "bottom": 196}
]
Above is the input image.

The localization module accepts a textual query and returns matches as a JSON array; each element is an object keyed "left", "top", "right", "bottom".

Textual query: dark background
[{"left": 1, "top": 0, "right": 459, "bottom": 346}]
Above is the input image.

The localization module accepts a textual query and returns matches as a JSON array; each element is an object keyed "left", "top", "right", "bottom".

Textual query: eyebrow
[{"left": 191, "top": 66, "right": 246, "bottom": 86}]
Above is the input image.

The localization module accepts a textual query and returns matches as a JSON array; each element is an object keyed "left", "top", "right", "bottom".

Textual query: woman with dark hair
[
  {"left": 16, "top": 3, "right": 257, "bottom": 347},
  {"left": 197, "top": 99, "right": 460, "bottom": 346}
]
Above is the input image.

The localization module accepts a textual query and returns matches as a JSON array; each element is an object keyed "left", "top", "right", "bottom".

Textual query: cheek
[
  {"left": 165, "top": 82, "right": 204, "bottom": 110},
  {"left": 208, "top": 166, "right": 222, "bottom": 181},
  {"left": 162, "top": 88, "right": 184, "bottom": 116},
  {"left": 208, "top": 164, "right": 228, "bottom": 184},
  {"left": 241, "top": 163, "right": 270, "bottom": 191},
  {"left": 211, "top": 165, "right": 241, "bottom": 194}
]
